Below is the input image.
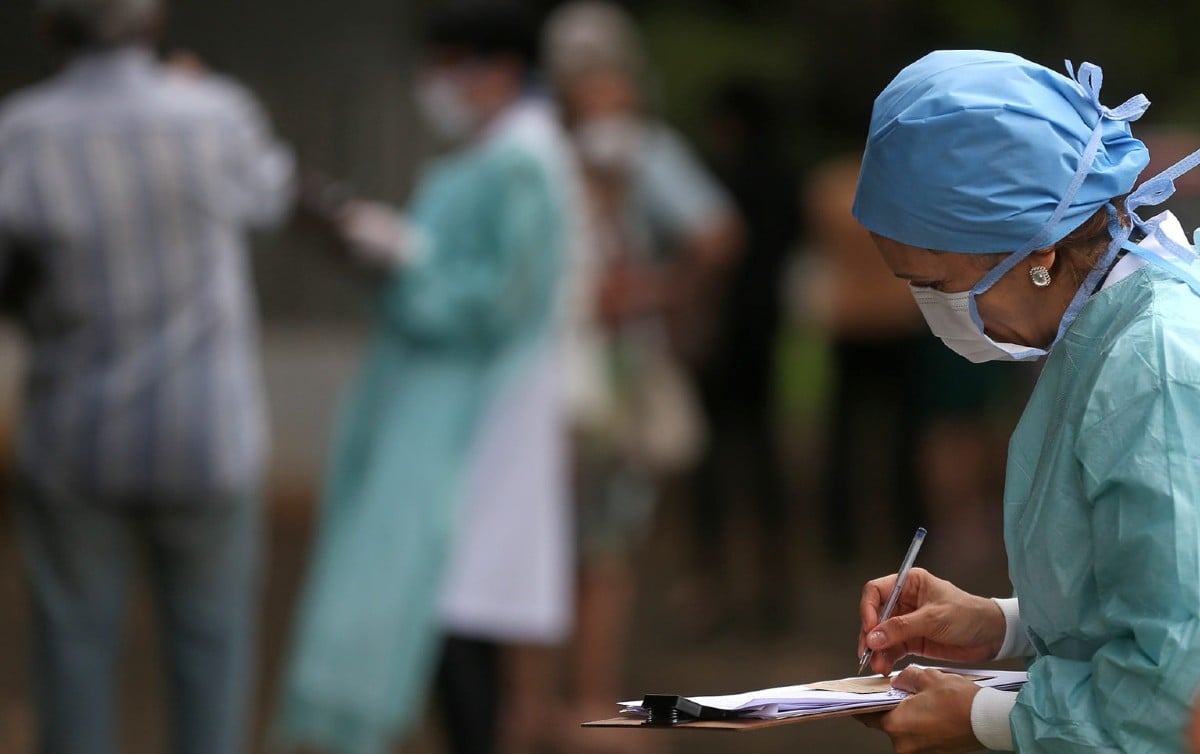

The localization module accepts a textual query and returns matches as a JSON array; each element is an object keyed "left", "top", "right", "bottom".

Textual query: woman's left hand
[{"left": 858, "top": 666, "right": 982, "bottom": 754}]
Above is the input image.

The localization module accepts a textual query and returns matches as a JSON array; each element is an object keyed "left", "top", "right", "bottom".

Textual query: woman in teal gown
[{"left": 853, "top": 50, "right": 1200, "bottom": 753}]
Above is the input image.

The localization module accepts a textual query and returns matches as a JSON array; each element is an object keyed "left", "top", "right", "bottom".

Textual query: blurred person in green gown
[{"left": 276, "top": 4, "right": 577, "bottom": 753}]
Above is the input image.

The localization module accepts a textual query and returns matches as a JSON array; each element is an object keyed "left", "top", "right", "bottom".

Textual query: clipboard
[
  {"left": 582, "top": 667, "right": 1025, "bottom": 731},
  {"left": 582, "top": 697, "right": 900, "bottom": 731}
]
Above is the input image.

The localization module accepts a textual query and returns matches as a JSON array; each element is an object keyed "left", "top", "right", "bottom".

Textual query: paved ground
[{"left": 0, "top": 471, "right": 1014, "bottom": 754}]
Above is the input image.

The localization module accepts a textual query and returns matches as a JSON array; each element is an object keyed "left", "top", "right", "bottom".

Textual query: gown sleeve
[
  {"left": 1009, "top": 352, "right": 1200, "bottom": 751},
  {"left": 381, "top": 146, "right": 560, "bottom": 348}
]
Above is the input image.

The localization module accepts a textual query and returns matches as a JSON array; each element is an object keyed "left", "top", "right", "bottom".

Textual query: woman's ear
[{"left": 1031, "top": 246, "right": 1058, "bottom": 274}]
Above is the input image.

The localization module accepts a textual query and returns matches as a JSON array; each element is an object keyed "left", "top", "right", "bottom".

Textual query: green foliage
[
  {"left": 628, "top": 0, "right": 1200, "bottom": 150},
  {"left": 638, "top": 6, "right": 804, "bottom": 134},
  {"left": 777, "top": 326, "right": 831, "bottom": 421}
]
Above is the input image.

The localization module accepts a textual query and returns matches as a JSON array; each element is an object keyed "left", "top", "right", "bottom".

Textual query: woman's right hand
[{"left": 859, "top": 568, "right": 1006, "bottom": 675}]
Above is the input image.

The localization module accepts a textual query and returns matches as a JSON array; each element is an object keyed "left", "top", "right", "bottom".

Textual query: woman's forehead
[
  {"left": 868, "top": 232, "right": 988, "bottom": 285},
  {"left": 868, "top": 233, "right": 959, "bottom": 278}
]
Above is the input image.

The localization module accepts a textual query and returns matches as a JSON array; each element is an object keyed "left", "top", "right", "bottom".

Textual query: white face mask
[
  {"left": 414, "top": 74, "right": 478, "bottom": 142},
  {"left": 574, "top": 115, "right": 645, "bottom": 172},
  {"left": 908, "top": 285, "right": 1041, "bottom": 363}
]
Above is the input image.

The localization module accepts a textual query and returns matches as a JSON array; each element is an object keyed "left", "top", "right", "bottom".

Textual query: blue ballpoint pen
[{"left": 858, "top": 527, "right": 927, "bottom": 675}]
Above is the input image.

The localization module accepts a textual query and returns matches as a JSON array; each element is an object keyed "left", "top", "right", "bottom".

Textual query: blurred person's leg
[
  {"left": 740, "top": 397, "right": 791, "bottom": 630},
  {"left": 685, "top": 365, "right": 734, "bottom": 628},
  {"left": 823, "top": 340, "right": 865, "bottom": 563},
  {"left": 435, "top": 635, "right": 499, "bottom": 754},
  {"left": 825, "top": 339, "right": 929, "bottom": 562},
  {"left": 914, "top": 346, "right": 1011, "bottom": 579},
  {"left": 919, "top": 420, "right": 992, "bottom": 539},
  {"left": 889, "top": 338, "right": 927, "bottom": 551},
  {"left": 726, "top": 334, "right": 792, "bottom": 630},
  {"left": 914, "top": 337, "right": 1022, "bottom": 583},
  {"left": 693, "top": 341, "right": 792, "bottom": 633},
  {"left": 690, "top": 385, "right": 726, "bottom": 563},
  {"left": 572, "top": 554, "right": 634, "bottom": 712},
  {"left": 13, "top": 475, "right": 134, "bottom": 754},
  {"left": 566, "top": 554, "right": 666, "bottom": 754},
  {"left": 498, "top": 643, "right": 557, "bottom": 754},
  {"left": 144, "top": 493, "right": 262, "bottom": 754},
  {"left": 561, "top": 455, "right": 661, "bottom": 753}
]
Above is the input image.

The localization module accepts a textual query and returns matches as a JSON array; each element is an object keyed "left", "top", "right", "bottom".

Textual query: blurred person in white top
[{"left": 542, "top": 3, "right": 742, "bottom": 748}]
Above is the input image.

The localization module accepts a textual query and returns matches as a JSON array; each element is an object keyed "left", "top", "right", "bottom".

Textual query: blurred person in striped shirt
[{"left": 0, "top": 0, "right": 294, "bottom": 752}]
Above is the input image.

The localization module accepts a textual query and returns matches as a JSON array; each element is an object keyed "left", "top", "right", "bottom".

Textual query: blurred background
[{"left": 1, "top": 0, "right": 1200, "bottom": 752}]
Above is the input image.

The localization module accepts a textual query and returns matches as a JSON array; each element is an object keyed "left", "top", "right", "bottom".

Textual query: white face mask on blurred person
[
  {"left": 574, "top": 115, "right": 645, "bottom": 172},
  {"left": 415, "top": 73, "right": 479, "bottom": 142}
]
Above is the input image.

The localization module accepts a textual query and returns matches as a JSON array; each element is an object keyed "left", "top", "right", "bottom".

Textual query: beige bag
[{"left": 627, "top": 348, "right": 707, "bottom": 474}]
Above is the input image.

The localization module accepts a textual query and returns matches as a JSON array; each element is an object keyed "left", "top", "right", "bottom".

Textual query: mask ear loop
[
  {"left": 965, "top": 60, "right": 1150, "bottom": 344},
  {"left": 1118, "top": 148, "right": 1200, "bottom": 296}
]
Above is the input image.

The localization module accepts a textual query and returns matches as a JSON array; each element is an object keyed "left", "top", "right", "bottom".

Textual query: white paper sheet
[{"left": 618, "top": 666, "right": 1027, "bottom": 720}]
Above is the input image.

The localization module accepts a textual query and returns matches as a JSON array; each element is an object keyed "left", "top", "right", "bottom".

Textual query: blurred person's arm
[
  {"left": 293, "top": 171, "right": 420, "bottom": 269},
  {"left": 631, "top": 125, "right": 742, "bottom": 360},
  {"left": 636, "top": 125, "right": 742, "bottom": 274},
  {"left": 803, "top": 156, "right": 921, "bottom": 338},
  {"left": 336, "top": 199, "right": 428, "bottom": 269},
  {"left": 218, "top": 79, "right": 296, "bottom": 229},
  {"left": 165, "top": 52, "right": 296, "bottom": 228}
]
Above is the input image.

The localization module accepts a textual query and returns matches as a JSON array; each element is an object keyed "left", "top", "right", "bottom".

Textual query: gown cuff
[
  {"left": 970, "top": 687, "right": 1017, "bottom": 751},
  {"left": 991, "top": 597, "right": 1033, "bottom": 660}
]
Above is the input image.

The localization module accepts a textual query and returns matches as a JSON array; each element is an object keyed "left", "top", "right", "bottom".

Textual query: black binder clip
[{"left": 640, "top": 694, "right": 737, "bottom": 726}]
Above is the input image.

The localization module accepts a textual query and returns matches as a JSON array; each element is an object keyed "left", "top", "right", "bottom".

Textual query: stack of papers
[{"left": 619, "top": 667, "right": 1027, "bottom": 721}]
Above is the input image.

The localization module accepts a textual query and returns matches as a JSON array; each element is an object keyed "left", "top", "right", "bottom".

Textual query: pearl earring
[{"left": 1030, "top": 265, "right": 1052, "bottom": 288}]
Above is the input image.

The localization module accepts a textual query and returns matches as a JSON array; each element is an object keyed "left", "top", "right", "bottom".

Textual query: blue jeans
[{"left": 13, "top": 475, "right": 263, "bottom": 754}]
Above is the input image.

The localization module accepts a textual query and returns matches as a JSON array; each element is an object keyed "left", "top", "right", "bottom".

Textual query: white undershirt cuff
[
  {"left": 970, "top": 687, "right": 1017, "bottom": 751},
  {"left": 991, "top": 597, "right": 1033, "bottom": 660}
]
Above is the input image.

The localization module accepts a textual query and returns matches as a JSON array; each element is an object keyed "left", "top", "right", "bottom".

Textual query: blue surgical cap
[{"left": 852, "top": 50, "right": 1151, "bottom": 254}]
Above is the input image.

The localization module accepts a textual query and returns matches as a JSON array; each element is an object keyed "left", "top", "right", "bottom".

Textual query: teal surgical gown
[
  {"left": 277, "top": 102, "right": 568, "bottom": 754},
  {"left": 1004, "top": 264, "right": 1200, "bottom": 751}
]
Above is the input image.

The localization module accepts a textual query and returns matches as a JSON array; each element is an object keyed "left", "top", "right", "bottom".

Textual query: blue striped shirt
[{"left": 0, "top": 46, "right": 294, "bottom": 502}]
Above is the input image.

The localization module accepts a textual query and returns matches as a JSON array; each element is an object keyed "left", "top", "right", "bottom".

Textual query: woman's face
[
  {"left": 870, "top": 233, "right": 1063, "bottom": 349},
  {"left": 561, "top": 70, "right": 639, "bottom": 123}
]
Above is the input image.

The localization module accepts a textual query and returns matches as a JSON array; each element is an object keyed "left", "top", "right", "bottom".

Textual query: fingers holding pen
[
  {"left": 865, "top": 608, "right": 948, "bottom": 674},
  {"left": 860, "top": 568, "right": 1012, "bottom": 675},
  {"left": 859, "top": 568, "right": 934, "bottom": 659},
  {"left": 858, "top": 573, "right": 899, "bottom": 655}
]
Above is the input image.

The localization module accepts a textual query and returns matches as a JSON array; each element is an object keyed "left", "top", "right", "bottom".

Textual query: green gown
[
  {"left": 1005, "top": 262, "right": 1200, "bottom": 751},
  {"left": 277, "top": 102, "right": 568, "bottom": 754}
]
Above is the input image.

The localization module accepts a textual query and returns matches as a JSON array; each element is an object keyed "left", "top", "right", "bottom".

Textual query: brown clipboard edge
[{"left": 581, "top": 701, "right": 900, "bottom": 731}]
